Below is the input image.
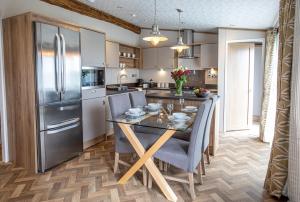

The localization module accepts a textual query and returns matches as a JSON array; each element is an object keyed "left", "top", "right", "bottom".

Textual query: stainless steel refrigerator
[{"left": 35, "top": 22, "right": 83, "bottom": 172}]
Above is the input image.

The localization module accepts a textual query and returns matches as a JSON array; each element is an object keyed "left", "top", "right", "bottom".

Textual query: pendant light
[
  {"left": 170, "top": 9, "right": 189, "bottom": 53},
  {"left": 142, "top": 0, "right": 168, "bottom": 46}
]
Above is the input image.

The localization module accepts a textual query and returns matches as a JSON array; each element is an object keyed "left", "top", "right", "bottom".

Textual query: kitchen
[{"left": 0, "top": 0, "right": 292, "bottom": 201}]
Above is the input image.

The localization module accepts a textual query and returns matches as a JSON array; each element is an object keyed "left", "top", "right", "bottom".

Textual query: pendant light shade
[
  {"left": 170, "top": 9, "right": 189, "bottom": 53},
  {"left": 142, "top": 0, "right": 168, "bottom": 46}
]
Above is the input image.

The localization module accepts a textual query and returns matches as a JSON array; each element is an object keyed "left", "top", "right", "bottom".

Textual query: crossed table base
[{"left": 117, "top": 123, "right": 178, "bottom": 202}]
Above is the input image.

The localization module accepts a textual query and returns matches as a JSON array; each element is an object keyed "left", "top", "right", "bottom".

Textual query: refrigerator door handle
[
  {"left": 60, "top": 33, "right": 66, "bottom": 94},
  {"left": 47, "top": 123, "right": 80, "bottom": 135},
  {"left": 47, "top": 117, "right": 80, "bottom": 130},
  {"left": 55, "top": 34, "right": 61, "bottom": 95}
]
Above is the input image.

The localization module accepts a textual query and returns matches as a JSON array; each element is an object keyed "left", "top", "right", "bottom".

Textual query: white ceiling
[{"left": 79, "top": 0, "right": 279, "bottom": 33}]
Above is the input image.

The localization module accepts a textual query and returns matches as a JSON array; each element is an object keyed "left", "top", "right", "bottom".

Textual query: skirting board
[{"left": 83, "top": 135, "right": 105, "bottom": 149}]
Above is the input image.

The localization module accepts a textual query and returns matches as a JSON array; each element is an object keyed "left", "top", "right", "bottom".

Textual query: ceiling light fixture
[
  {"left": 142, "top": 0, "right": 168, "bottom": 46},
  {"left": 170, "top": 9, "right": 189, "bottom": 53}
]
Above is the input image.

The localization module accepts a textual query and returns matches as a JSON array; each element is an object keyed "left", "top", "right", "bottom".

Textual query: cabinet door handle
[{"left": 103, "top": 100, "right": 105, "bottom": 105}]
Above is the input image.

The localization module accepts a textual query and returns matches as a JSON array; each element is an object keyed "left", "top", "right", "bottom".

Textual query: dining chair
[
  {"left": 149, "top": 100, "right": 212, "bottom": 199},
  {"left": 172, "top": 95, "right": 218, "bottom": 174},
  {"left": 108, "top": 93, "right": 159, "bottom": 185},
  {"left": 129, "top": 91, "right": 147, "bottom": 107}
]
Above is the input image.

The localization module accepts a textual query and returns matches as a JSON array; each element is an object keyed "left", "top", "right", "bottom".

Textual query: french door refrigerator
[{"left": 35, "top": 22, "right": 83, "bottom": 172}]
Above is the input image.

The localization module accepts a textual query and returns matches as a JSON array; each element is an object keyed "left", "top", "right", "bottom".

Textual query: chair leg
[
  {"left": 201, "top": 154, "right": 206, "bottom": 175},
  {"left": 159, "top": 160, "right": 163, "bottom": 171},
  {"left": 206, "top": 147, "right": 210, "bottom": 164},
  {"left": 188, "top": 173, "right": 196, "bottom": 200},
  {"left": 114, "top": 152, "right": 119, "bottom": 174},
  {"left": 163, "top": 162, "right": 168, "bottom": 172},
  {"left": 198, "top": 162, "right": 203, "bottom": 185},
  {"left": 142, "top": 166, "right": 147, "bottom": 186},
  {"left": 148, "top": 172, "right": 153, "bottom": 189}
]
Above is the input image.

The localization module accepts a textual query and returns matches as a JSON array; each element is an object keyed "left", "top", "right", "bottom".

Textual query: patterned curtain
[
  {"left": 260, "top": 29, "right": 278, "bottom": 143},
  {"left": 264, "top": 0, "right": 295, "bottom": 198},
  {"left": 288, "top": 0, "right": 300, "bottom": 200}
]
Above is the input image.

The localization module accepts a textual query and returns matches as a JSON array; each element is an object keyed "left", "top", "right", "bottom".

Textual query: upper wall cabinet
[
  {"left": 80, "top": 28, "right": 105, "bottom": 67},
  {"left": 142, "top": 47, "right": 176, "bottom": 69},
  {"left": 143, "top": 48, "right": 158, "bottom": 69},
  {"left": 200, "top": 44, "right": 218, "bottom": 68},
  {"left": 106, "top": 41, "right": 119, "bottom": 68}
]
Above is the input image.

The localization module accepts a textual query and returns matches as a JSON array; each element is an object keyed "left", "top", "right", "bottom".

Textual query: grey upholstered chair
[
  {"left": 108, "top": 93, "right": 159, "bottom": 185},
  {"left": 172, "top": 95, "right": 218, "bottom": 174},
  {"left": 149, "top": 100, "right": 212, "bottom": 199},
  {"left": 129, "top": 91, "right": 147, "bottom": 107}
]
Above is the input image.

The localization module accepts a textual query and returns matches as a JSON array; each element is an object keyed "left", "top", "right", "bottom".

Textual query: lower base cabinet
[{"left": 82, "top": 96, "right": 106, "bottom": 148}]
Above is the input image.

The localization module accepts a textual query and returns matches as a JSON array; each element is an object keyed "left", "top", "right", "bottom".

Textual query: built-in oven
[{"left": 82, "top": 66, "right": 105, "bottom": 89}]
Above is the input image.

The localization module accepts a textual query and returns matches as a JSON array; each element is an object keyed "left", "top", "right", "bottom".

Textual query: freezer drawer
[
  {"left": 39, "top": 122, "right": 83, "bottom": 172},
  {"left": 39, "top": 101, "right": 82, "bottom": 131}
]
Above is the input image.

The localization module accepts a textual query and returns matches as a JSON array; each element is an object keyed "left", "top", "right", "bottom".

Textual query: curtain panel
[
  {"left": 264, "top": 0, "right": 295, "bottom": 198},
  {"left": 260, "top": 29, "right": 278, "bottom": 143},
  {"left": 288, "top": 0, "right": 300, "bottom": 200}
]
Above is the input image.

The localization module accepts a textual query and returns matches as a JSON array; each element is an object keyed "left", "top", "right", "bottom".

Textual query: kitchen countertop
[
  {"left": 106, "top": 89, "right": 138, "bottom": 96},
  {"left": 146, "top": 92, "right": 218, "bottom": 101}
]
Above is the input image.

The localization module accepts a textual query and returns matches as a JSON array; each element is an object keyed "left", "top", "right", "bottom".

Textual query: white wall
[
  {"left": 106, "top": 68, "right": 139, "bottom": 85},
  {"left": 218, "top": 28, "right": 266, "bottom": 134},
  {"left": 253, "top": 45, "right": 264, "bottom": 117}
]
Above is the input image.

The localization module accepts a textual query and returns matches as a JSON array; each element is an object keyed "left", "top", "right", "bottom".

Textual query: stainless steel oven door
[{"left": 82, "top": 66, "right": 105, "bottom": 89}]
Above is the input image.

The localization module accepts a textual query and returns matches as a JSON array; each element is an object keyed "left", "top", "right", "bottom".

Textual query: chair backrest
[
  {"left": 108, "top": 93, "right": 132, "bottom": 139},
  {"left": 202, "top": 95, "right": 218, "bottom": 151},
  {"left": 187, "top": 100, "right": 212, "bottom": 172},
  {"left": 129, "top": 91, "right": 147, "bottom": 107}
]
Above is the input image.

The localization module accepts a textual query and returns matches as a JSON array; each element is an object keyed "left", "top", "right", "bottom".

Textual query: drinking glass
[
  {"left": 167, "top": 103, "right": 174, "bottom": 115},
  {"left": 179, "top": 98, "right": 185, "bottom": 109}
]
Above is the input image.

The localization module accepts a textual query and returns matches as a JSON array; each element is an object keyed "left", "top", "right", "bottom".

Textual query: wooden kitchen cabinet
[
  {"left": 80, "top": 28, "right": 106, "bottom": 67},
  {"left": 142, "top": 47, "right": 176, "bottom": 69},
  {"left": 142, "top": 48, "right": 158, "bottom": 69},
  {"left": 200, "top": 44, "right": 218, "bottom": 68},
  {"left": 82, "top": 95, "right": 106, "bottom": 149},
  {"left": 106, "top": 41, "right": 120, "bottom": 68},
  {"left": 158, "top": 47, "right": 175, "bottom": 69}
]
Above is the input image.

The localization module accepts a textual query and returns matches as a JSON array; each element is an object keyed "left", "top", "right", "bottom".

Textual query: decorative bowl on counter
[{"left": 194, "top": 88, "right": 210, "bottom": 98}]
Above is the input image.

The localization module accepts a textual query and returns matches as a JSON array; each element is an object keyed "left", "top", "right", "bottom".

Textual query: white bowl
[
  {"left": 147, "top": 103, "right": 160, "bottom": 110},
  {"left": 128, "top": 108, "right": 142, "bottom": 115},
  {"left": 185, "top": 106, "right": 197, "bottom": 110},
  {"left": 173, "top": 112, "right": 187, "bottom": 120}
]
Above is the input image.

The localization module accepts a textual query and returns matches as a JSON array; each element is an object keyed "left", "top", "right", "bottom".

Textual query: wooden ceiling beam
[{"left": 41, "top": 0, "right": 141, "bottom": 34}]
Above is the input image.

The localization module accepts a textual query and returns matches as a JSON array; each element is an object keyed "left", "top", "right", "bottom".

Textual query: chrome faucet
[{"left": 119, "top": 73, "right": 128, "bottom": 88}]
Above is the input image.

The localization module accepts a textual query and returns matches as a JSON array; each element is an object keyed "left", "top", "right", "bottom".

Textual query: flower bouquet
[{"left": 171, "top": 67, "right": 192, "bottom": 96}]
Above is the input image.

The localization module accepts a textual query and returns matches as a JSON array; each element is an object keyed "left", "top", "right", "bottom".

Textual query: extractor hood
[{"left": 178, "top": 29, "right": 198, "bottom": 59}]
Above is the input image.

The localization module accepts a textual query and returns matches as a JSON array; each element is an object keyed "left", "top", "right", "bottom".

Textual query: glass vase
[{"left": 175, "top": 80, "right": 183, "bottom": 96}]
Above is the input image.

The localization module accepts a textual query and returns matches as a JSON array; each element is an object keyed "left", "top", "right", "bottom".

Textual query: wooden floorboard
[{"left": 0, "top": 132, "right": 287, "bottom": 202}]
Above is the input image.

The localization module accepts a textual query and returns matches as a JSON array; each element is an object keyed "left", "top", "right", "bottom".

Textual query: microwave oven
[{"left": 82, "top": 66, "right": 105, "bottom": 89}]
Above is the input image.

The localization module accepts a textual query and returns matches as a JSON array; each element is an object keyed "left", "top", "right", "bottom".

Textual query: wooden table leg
[
  {"left": 118, "top": 129, "right": 175, "bottom": 183},
  {"left": 118, "top": 123, "right": 177, "bottom": 202}
]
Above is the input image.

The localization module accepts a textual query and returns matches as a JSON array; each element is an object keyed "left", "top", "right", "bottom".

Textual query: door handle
[
  {"left": 47, "top": 118, "right": 80, "bottom": 130},
  {"left": 47, "top": 123, "right": 80, "bottom": 134},
  {"left": 60, "top": 34, "right": 66, "bottom": 94},
  {"left": 55, "top": 34, "right": 61, "bottom": 95}
]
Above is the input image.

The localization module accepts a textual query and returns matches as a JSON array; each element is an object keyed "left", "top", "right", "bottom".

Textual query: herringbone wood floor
[{"left": 0, "top": 132, "right": 287, "bottom": 202}]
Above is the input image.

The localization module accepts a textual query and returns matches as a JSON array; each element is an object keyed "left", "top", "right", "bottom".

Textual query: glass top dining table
[{"left": 106, "top": 104, "right": 197, "bottom": 132}]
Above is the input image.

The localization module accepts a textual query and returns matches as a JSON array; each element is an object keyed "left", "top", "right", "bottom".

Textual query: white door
[
  {"left": 225, "top": 43, "right": 254, "bottom": 132},
  {"left": 106, "top": 41, "right": 119, "bottom": 68}
]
